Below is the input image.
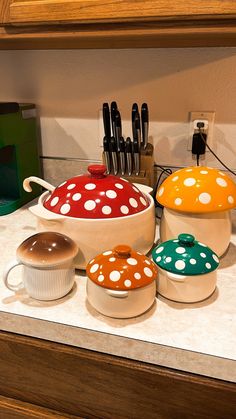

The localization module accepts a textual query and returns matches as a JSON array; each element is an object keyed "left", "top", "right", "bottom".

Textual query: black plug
[{"left": 192, "top": 121, "right": 207, "bottom": 157}]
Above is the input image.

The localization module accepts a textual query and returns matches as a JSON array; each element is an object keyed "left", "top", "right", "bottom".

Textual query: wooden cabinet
[
  {"left": 1, "top": 1, "right": 236, "bottom": 48},
  {"left": 0, "top": 330, "right": 235, "bottom": 419}
]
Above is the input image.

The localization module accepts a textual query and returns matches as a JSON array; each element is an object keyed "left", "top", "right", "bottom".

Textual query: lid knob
[
  {"left": 114, "top": 245, "right": 132, "bottom": 258},
  {"left": 88, "top": 164, "right": 107, "bottom": 178},
  {"left": 178, "top": 233, "right": 195, "bottom": 246}
]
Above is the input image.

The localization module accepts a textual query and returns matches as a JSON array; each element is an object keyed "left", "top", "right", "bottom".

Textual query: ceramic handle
[
  {"left": 23, "top": 176, "right": 55, "bottom": 193},
  {"left": 105, "top": 289, "right": 129, "bottom": 298},
  {"left": 3, "top": 259, "right": 24, "bottom": 292}
]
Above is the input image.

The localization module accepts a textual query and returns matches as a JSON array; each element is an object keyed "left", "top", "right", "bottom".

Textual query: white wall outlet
[{"left": 187, "top": 111, "right": 215, "bottom": 152}]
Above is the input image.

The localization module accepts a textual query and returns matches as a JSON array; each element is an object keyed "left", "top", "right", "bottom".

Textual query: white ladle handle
[{"left": 23, "top": 176, "right": 55, "bottom": 193}]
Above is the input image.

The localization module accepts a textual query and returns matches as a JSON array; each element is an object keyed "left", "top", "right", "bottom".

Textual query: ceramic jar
[
  {"left": 152, "top": 234, "right": 219, "bottom": 303},
  {"left": 23, "top": 165, "right": 156, "bottom": 269},
  {"left": 3, "top": 232, "right": 78, "bottom": 300},
  {"left": 86, "top": 244, "right": 158, "bottom": 318},
  {"left": 156, "top": 166, "right": 236, "bottom": 256}
]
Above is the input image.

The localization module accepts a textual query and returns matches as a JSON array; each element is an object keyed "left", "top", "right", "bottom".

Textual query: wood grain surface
[{"left": 0, "top": 331, "right": 235, "bottom": 418}]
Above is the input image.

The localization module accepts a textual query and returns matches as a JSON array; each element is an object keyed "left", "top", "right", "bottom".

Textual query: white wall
[{"left": 1, "top": 48, "right": 236, "bottom": 168}]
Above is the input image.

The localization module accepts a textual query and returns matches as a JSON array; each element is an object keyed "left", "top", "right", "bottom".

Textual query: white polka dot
[
  {"left": 46, "top": 195, "right": 51, "bottom": 202},
  {"left": 212, "top": 254, "right": 219, "bottom": 263},
  {"left": 144, "top": 267, "right": 153, "bottom": 277},
  {"left": 84, "top": 200, "right": 96, "bottom": 211},
  {"left": 199, "top": 192, "right": 211, "bottom": 204},
  {"left": 190, "top": 258, "right": 196, "bottom": 265},
  {"left": 173, "top": 240, "right": 179, "bottom": 243},
  {"left": 200, "top": 170, "right": 208, "bottom": 174},
  {"left": 186, "top": 168, "right": 193, "bottom": 172},
  {"left": 129, "top": 198, "right": 138, "bottom": 208},
  {"left": 165, "top": 257, "right": 172, "bottom": 263},
  {"left": 50, "top": 196, "right": 59, "bottom": 206},
  {"left": 66, "top": 193, "right": 71, "bottom": 198},
  {"left": 172, "top": 176, "right": 179, "bottom": 182},
  {"left": 228, "top": 196, "right": 234, "bottom": 204},
  {"left": 90, "top": 264, "right": 99, "bottom": 273},
  {"left": 175, "top": 260, "right": 186, "bottom": 270},
  {"left": 102, "top": 205, "right": 112, "bottom": 215},
  {"left": 158, "top": 186, "right": 164, "bottom": 197},
  {"left": 175, "top": 198, "right": 182, "bottom": 206},
  {"left": 89, "top": 259, "right": 95, "bottom": 264},
  {"left": 134, "top": 273, "right": 141, "bottom": 280},
  {"left": 124, "top": 279, "right": 132, "bottom": 288},
  {"left": 67, "top": 183, "right": 76, "bottom": 190},
  {"left": 58, "top": 181, "right": 66, "bottom": 187},
  {"left": 72, "top": 193, "right": 81, "bottom": 201},
  {"left": 132, "top": 186, "right": 139, "bottom": 193},
  {"left": 106, "top": 190, "right": 117, "bottom": 199},
  {"left": 60, "top": 204, "right": 71, "bottom": 214},
  {"left": 219, "top": 171, "right": 225, "bottom": 176},
  {"left": 127, "top": 258, "right": 138, "bottom": 266},
  {"left": 120, "top": 205, "right": 129, "bottom": 215},
  {"left": 176, "top": 247, "right": 186, "bottom": 254},
  {"left": 145, "top": 259, "right": 151, "bottom": 265},
  {"left": 206, "top": 263, "right": 211, "bottom": 269},
  {"left": 121, "top": 178, "right": 128, "bottom": 182},
  {"left": 156, "top": 246, "right": 164, "bottom": 254},
  {"left": 140, "top": 197, "right": 147, "bottom": 206},
  {"left": 184, "top": 178, "right": 196, "bottom": 187},
  {"left": 85, "top": 183, "right": 96, "bottom": 190},
  {"left": 200, "top": 252, "right": 206, "bottom": 258},
  {"left": 198, "top": 242, "right": 207, "bottom": 247},
  {"left": 115, "top": 183, "right": 123, "bottom": 189},
  {"left": 156, "top": 256, "right": 161, "bottom": 262},
  {"left": 109, "top": 271, "right": 121, "bottom": 282},
  {"left": 103, "top": 251, "right": 112, "bottom": 256},
  {"left": 95, "top": 199, "right": 100, "bottom": 203},
  {"left": 216, "top": 177, "right": 227, "bottom": 187},
  {"left": 109, "top": 257, "right": 116, "bottom": 262},
  {"left": 98, "top": 275, "right": 104, "bottom": 282}
]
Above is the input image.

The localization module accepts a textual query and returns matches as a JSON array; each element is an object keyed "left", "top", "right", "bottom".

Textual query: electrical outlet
[{"left": 188, "top": 111, "right": 215, "bottom": 152}]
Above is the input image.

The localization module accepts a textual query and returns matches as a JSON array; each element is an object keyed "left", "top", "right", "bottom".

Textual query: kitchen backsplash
[{"left": 1, "top": 47, "right": 236, "bottom": 178}]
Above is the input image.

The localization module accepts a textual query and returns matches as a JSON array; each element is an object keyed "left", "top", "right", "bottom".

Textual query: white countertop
[{"left": 1, "top": 201, "right": 236, "bottom": 382}]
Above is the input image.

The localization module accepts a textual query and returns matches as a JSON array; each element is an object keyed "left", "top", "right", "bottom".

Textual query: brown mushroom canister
[
  {"left": 156, "top": 166, "right": 236, "bottom": 256},
  {"left": 86, "top": 245, "right": 158, "bottom": 318}
]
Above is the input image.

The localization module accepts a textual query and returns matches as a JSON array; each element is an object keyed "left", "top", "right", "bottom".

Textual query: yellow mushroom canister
[{"left": 156, "top": 166, "right": 236, "bottom": 256}]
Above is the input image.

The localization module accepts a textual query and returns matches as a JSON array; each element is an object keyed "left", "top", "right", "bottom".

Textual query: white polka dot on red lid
[
  {"left": 127, "top": 258, "right": 138, "bottom": 265},
  {"left": 121, "top": 178, "right": 128, "bottom": 182},
  {"left": 144, "top": 267, "right": 153, "bottom": 277},
  {"left": 85, "top": 183, "right": 96, "bottom": 190},
  {"left": 124, "top": 279, "right": 132, "bottom": 287},
  {"left": 58, "top": 181, "right": 66, "bottom": 187},
  {"left": 50, "top": 196, "right": 59, "bottom": 206},
  {"left": 103, "top": 250, "right": 112, "bottom": 256},
  {"left": 72, "top": 193, "right": 81, "bottom": 201},
  {"left": 60, "top": 203, "right": 71, "bottom": 214},
  {"left": 109, "top": 270, "right": 121, "bottom": 282},
  {"left": 109, "top": 257, "right": 116, "bottom": 262},
  {"left": 140, "top": 197, "right": 147, "bottom": 206},
  {"left": 184, "top": 178, "right": 196, "bottom": 187},
  {"left": 172, "top": 176, "right": 179, "bottom": 182},
  {"left": 158, "top": 186, "right": 164, "bottom": 197},
  {"left": 216, "top": 177, "right": 227, "bottom": 187},
  {"left": 132, "top": 186, "right": 139, "bottom": 193},
  {"left": 67, "top": 183, "right": 76, "bottom": 190},
  {"left": 175, "top": 260, "right": 186, "bottom": 270},
  {"left": 198, "top": 192, "right": 211, "bottom": 204},
  {"left": 106, "top": 190, "right": 117, "bottom": 199},
  {"left": 134, "top": 272, "right": 141, "bottom": 280},
  {"left": 84, "top": 200, "right": 96, "bottom": 211},
  {"left": 129, "top": 198, "right": 138, "bottom": 208},
  {"left": 115, "top": 183, "right": 123, "bottom": 189},
  {"left": 175, "top": 198, "right": 182, "bottom": 206},
  {"left": 98, "top": 274, "right": 104, "bottom": 282},
  {"left": 120, "top": 205, "right": 129, "bottom": 215},
  {"left": 90, "top": 263, "right": 99, "bottom": 273},
  {"left": 228, "top": 196, "right": 234, "bottom": 204},
  {"left": 102, "top": 205, "right": 112, "bottom": 215}
]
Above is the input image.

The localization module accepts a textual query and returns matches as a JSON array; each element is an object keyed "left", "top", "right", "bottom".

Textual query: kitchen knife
[
  {"left": 125, "top": 137, "right": 133, "bottom": 176},
  {"left": 119, "top": 137, "right": 126, "bottom": 175},
  {"left": 133, "top": 137, "right": 140, "bottom": 176},
  {"left": 132, "top": 103, "right": 139, "bottom": 140},
  {"left": 111, "top": 101, "right": 118, "bottom": 137},
  {"left": 141, "top": 103, "right": 149, "bottom": 149},
  {"left": 115, "top": 110, "right": 122, "bottom": 151},
  {"left": 103, "top": 136, "right": 111, "bottom": 174},
  {"left": 134, "top": 111, "right": 141, "bottom": 148},
  {"left": 102, "top": 103, "right": 111, "bottom": 139},
  {"left": 110, "top": 136, "right": 118, "bottom": 175}
]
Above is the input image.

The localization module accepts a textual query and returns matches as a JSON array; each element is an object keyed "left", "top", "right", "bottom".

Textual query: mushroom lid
[
  {"left": 17, "top": 232, "right": 78, "bottom": 267},
  {"left": 43, "top": 165, "right": 149, "bottom": 219},
  {"left": 86, "top": 245, "right": 158, "bottom": 290},
  {"left": 156, "top": 166, "right": 236, "bottom": 213},
  {"left": 152, "top": 234, "right": 219, "bottom": 276}
]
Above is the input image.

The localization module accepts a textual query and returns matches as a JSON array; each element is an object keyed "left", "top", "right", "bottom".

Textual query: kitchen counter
[{"left": 1, "top": 201, "right": 236, "bottom": 383}]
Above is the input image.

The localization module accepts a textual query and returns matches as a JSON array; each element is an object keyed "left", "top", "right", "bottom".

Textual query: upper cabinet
[{"left": 1, "top": 0, "right": 236, "bottom": 49}]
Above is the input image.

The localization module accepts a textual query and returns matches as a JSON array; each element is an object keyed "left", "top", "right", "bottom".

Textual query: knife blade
[
  {"left": 103, "top": 136, "right": 111, "bottom": 174},
  {"left": 134, "top": 111, "right": 141, "bottom": 148},
  {"left": 125, "top": 137, "right": 132, "bottom": 176},
  {"left": 119, "top": 136, "right": 126, "bottom": 176},
  {"left": 110, "top": 136, "right": 118, "bottom": 175},
  {"left": 141, "top": 103, "right": 149, "bottom": 149},
  {"left": 133, "top": 137, "right": 140, "bottom": 176},
  {"left": 115, "top": 110, "right": 122, "bottom": 152}
]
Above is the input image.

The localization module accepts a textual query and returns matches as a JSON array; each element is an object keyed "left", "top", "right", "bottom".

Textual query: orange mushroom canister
[{"left": 156, "top": 166, "right": 236, "bottom": 256}]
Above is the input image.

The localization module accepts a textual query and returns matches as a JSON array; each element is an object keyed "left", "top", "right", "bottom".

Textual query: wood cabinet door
[{"left": 2, "top": 0, "right": 236, "bottom": 26}]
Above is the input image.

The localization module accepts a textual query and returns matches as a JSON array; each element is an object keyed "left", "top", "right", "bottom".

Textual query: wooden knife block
[{"left": 102, "top": 143, "right": 154, "bottom": 187}]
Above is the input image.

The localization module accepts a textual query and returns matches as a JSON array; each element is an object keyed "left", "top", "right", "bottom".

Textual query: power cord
[{"left": 153, "top": 165, "right": 172, "bottom": 218}]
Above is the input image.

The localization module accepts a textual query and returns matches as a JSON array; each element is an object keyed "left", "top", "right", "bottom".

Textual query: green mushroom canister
[{"left": 152, "top": 234, "right": 219, "bottom": 303}]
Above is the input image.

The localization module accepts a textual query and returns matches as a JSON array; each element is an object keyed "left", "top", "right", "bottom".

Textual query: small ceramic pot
[
  {"left": 152, "top": 234, "right": 219, "bottom": 303},
  {"left": 3, "top": 232, "right": 78, "bottom": 300},
  {"left": 86, "top": 245, "right": 158, "bottom": 318},
  {"left": 156, "top": 166, "right": 236, "bottom": 256}
]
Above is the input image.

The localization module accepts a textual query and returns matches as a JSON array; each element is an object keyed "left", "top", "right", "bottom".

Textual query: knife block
[{"left": 102, "top": 143, "right": 154, "bottom": 187}]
